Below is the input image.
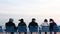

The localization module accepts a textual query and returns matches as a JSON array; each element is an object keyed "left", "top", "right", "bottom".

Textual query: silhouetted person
[
  {"left": 0, "top": 26, "right": 2, "bottom": 34},
  {"left": 49, "top": 19, "right": 57, "bottom": 34},
  {"left": 28, "top": 18, "right": 38, "bottom": 34},
  {"left": 5, "top": 18, "right": 16, "bottom": 34},
  {"left": 18, "top": 19, "right": 27, "bottom": 34},
  {"left": 41, "top": 19, "right": 49, "bottom": 34}
]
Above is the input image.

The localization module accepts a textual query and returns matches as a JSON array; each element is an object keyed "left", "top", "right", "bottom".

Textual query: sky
[
  {"left": 0, "top": 0, "right": 60, "bottom": 28},
  {"left": 0, "top": 0, "right": 60, "bottom": 15}
]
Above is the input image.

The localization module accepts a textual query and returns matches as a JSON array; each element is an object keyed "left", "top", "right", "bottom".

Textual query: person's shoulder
[
  {"left": 54, "top": 22, "right": 57, "bottom": 25},
  {"left": 12, "top": 23, "right": 15, "bottom": 25},
  {"left": 5, "top": 22, "right": 8, "bottom": 24},
  {"left": 54, "top": 22, "right": 56, "bottom": 24},
  {"left": 35, "top": 22, "right": 38, "bottom": 25},
  {"left": 24, "top": 22, "right": 26, "bottom": 24},
  {"left": 29, "top": 22, "right": 32, "bottom": 25},
  {"left": 29, "top": 22, "right": 32, "bottom": 24},
  {"left": 35, "top": 22, "right": 38, "bottom": 24},
  {"left": 23, "top": 22, "right": 25, "bottom": 24},
  {"left": 5, "top": 22, "right": 9, "bottom": 26}
]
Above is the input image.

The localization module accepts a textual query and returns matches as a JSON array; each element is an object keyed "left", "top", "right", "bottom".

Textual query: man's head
[
  {"left": 19, "top": 19, "right": 24, "bottom": 22},
  {"left": 32, "top": 18, "right": 36, "bottom": 22},
  {"left": 9, "top": 18, "right": 14, "bottom": 22}
]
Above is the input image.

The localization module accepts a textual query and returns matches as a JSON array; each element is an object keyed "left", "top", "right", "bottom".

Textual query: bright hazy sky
[
  {"left": 0, "top": 0, "right": 60, "bottom": 27},
  {"left": 0, "top": 0, "right": 60, "bottom": 15}
]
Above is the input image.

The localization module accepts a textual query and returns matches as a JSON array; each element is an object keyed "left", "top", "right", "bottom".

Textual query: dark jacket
[
  {"left": 49, "top": 22, "right": 57, "bottom": 31},
  {"left": 28, "top": 22, "right": 38, "bottom": 28},
  {"left": 18, "top": 22, "right": 26, "bottom": 26},
  {"left": 5, "top": 22, "right": 17, "bottom": 31}
]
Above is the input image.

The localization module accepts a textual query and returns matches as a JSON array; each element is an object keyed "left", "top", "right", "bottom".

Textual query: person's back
[
  {"left": 50, "top": 22, "right": 57, "bottom": 31},
  {"left": 41, "top": 19, "right": 49, "bottom": 34},
  {"left": 28, "top": 18, "right": 38, "bottom": 34},
  {"left": 6, "top": 22, "right": 15, "bottom": 26},
  {"left": 5, "top": 18, "right": 16, "bottom": 34},
  {"left": 6, "top": 22, "right": 16, "bottom": 30},
  {"left": 28, "top": 22, "right": 38, "bottom": 28},
  {"left": 18, "top": 19, "right": 27, "bottom": 34},
  {"left": 49, "top": 19, "right": 57, "bottom": 34},
  {"left": 18, "top": 22, "right": 26, "bottom": 26},
  {"left": 28, "top": 18, "right": 38, "bottom": 28},
  {"left": 41, "top": 22, "right": 48, "bottom": 26}
]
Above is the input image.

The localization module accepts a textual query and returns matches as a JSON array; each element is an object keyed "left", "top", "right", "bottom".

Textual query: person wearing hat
[
  {"left": 18, "top": 19, "right": 27, "bottom": 34},
  {"left": 5, "top": 18, "right": 16, "bottom": 34},
  {"left": 28, "top": 18, "right": 38, "bottom": 34}
]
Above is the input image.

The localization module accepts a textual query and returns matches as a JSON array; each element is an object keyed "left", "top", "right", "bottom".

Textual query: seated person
[
  {"left": 28, "top": 18, "right": 38, "bottom": 34},
  {"left": 5, "top": 18, "right": 16, "bottom": 34},
  {"left": 18, "top": 19, "right": 27, "bottom": 34},
  {"left": 49, "top": 19, "right": 57, "bottom": 34},
  {"left": 0, "top": 26, "right": 2, "bottom": 34},
  {"left": 41, "top": 19, "right": 49, "bottom": 34}
]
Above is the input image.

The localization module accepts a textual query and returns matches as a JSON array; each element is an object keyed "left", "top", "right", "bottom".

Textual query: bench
[
  {"left": 5, "top": 26, "right": 16, "bottom": 32},
  {"left": 17, "top": 26, "right": 27, "bottom": 32},
  {"left": 29, "top": 26, "right": 38, "bottom": 32},
  {"left": 41, "top": 26, "right": 60, "bottom": 32},
  {"left": 0, "top": 26, "right": 2, "bottom": 32}
]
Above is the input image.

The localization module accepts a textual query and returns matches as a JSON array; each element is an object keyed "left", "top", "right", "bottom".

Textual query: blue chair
[
  {"left": 53, "top": 26, "right": 59, "bottom": 32},
  {"left": 0, "top": 26, "right": 2, "bottom": 32},
  {"left": 41, "top": 26, "right": 49, "bottom": 32},
  {"left": 58, "top": 26, "right": 60, "bottom": 32},
  {"left": 18, "top": 26, "right": 27, "bottom": 32},
  {"left": 6, "top": 26, "right": 15, "bottom": 32},
  {"left": 57, "top": 26, "right": 60, "bottom": 32},
  {"left": 29, "top": 26, "right": 38, "bottom": 32}
]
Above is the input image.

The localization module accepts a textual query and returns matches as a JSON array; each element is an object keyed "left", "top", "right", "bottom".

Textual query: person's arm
[
  {"left": 13, "top": 23, "right": 17, "bottom": 30},
  {"left": 41, "top": 23, "right": 44, "bottom": 26},
  {"left": 5, "top": 23, "right": 8, "bottom": 27},
  {"left": 28, "top": 23, "right": 30, "bottom": 28},
  {"left": 36, "top": 23, "right": 38, "bottom": 27},
  {"left": 5, "top": 23, "right": 7, "bottom": 27},
  {"left": 18, "top": 23, "right": 20, "bottom": 26},
  {"left": 40, "top": 23, "right": 43, "bottom": 29},
  {"left": 24, "top": 22, "right": 27, "bottom": 26},
  {"left": 25, "top": 23, "right": 27, "bottom": 27},
  {"left": 47, "top": 23, "right": 49, "bottom": 26},
  {"left": 17, "top": 23, "right": 21, "bottom": 30},
  {"left": 41, "top": 23, "right": 43, "bottom": 26},
  {"left": 55, "top": 23, "right": 57, "bottom": 25},
  {"left": 5, "top": 23, "right": 6, "bottom": 31}
]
